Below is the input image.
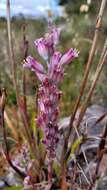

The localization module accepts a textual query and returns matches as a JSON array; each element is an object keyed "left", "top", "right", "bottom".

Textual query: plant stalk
[{"left": 0, "top": 89, "right": 26, "bottom": 178}]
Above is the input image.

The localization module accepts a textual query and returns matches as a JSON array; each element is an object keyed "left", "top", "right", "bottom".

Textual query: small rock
[
  {"left": 5, "top": 169, "right": 22, "bottom": 186},
  {"left": 0, "top": 180, "right": 5, "bottom": 189}
]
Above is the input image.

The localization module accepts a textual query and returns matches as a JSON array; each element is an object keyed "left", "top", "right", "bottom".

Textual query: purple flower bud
[
  {"left": 38, "top": 99, "right": 45, "bottom": 112},
  {"left": 51, "top": 107, "right": 59, "bottom": 121},
  {"left": 49, "top": 127, "right": 56, "bottom": 136},
  {"left": 59, "top": 48, "right": 79, "bottom": 65},
  {"left": 54, "top": 91, "right": 62, "bottom": 101},
  {"left": 42, "top": 112, "right": 48, "bottom": 122},
  {"left": 52, "top": 27, "right": 61, "bottom": 46},
  {"left": 45, "top": 33, "right": 53, "bottom": 47},
  {"left": 45, "top": 27, "right": 61, "bottom": 55},
  {"left": 44, "top": 34, "right": 54, "bottom": 56},
  {"left": 44, "top": 98, "right": 52, "bottom": 108},
  {"left": 34, "top": 38, "right": 48, "bottom": 60},
  {"left": 36, "top": 116, "right": 44, "bottom": 127}
]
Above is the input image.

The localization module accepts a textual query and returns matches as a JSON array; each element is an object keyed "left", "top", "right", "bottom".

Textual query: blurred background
[{"left": 0, "top": 0, "right": 107, "bottom": 117}]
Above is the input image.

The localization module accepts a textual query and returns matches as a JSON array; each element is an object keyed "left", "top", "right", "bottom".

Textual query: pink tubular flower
[
  {"left": 34, "top": 38, "right": 49, "bottom": 60},
  {"left": 59, "top": 48, "right": 79, "bottom": 65},
  {"left": 24, "top": 56, "right": 45, "bottom": 73},
  {"left": 49, "top": 52, "right": 62, "bottom": 73},
  {"left": 24, "top": 23, "right": 78, "bottom": 159},
  {"left": 24, "top": 56, "right": 46, "bottom": 81}
]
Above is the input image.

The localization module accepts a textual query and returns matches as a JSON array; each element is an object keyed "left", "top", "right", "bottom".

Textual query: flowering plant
[
  {"left": 24, "top": 24, "right": 78, "bottom": 160},
  {"left": 22, "top": 23, "right": 78, "bottom": 188},
  {"left": 1, "top": 1, "right": 106, "bottom": 189}
]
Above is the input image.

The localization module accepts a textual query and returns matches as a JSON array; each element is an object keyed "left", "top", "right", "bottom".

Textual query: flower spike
[{"left": 24, "top": 23, "right": 78, "bottom": 158}]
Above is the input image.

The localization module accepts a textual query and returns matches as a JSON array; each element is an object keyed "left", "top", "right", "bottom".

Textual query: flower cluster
[{"left": 24, "top": 24, "right": 78, "bottom": 158}]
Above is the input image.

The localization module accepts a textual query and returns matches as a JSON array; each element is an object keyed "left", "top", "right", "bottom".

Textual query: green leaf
[
  {"left": 71, "top": 136, "right": 83, "bottom": 155},
  {"left": 53, "top": 162, "right": 61, "bottom": 177},
  {"left": 67, "top": 136, "right": 83, "bottom": 161}
]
